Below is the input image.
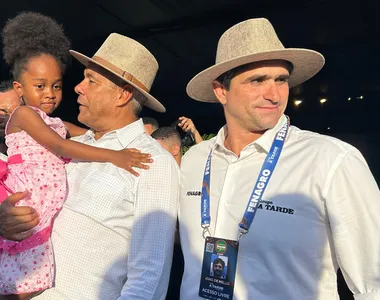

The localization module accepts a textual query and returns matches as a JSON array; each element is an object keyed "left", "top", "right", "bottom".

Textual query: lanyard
[{"left": 201, "top": 117, "right": 290, "bottom": 241}]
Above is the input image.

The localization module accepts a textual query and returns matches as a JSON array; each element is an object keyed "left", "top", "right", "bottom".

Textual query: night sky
[{"left": 0, "top": 1, "right": 379, "bottom": 180}]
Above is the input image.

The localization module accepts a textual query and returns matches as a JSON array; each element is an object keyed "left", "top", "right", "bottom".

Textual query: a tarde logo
[{"left": 258, "top": 200, "right": 295, "bottom": 215}]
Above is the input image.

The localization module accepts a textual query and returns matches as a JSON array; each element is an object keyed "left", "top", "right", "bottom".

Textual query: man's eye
[
  {"left": 277, "top": 77, "right": 289, "bottom": 84},
  {"left": 251, "top": 77, "right": 265, "bottom": 84}
]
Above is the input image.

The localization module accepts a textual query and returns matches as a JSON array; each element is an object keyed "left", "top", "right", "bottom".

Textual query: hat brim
[
  {"left": 186, "top": 48, "right": 325, "bottom": 102},
  {"left": 70, "top": 50, "right": 166, "bottom": 113}
]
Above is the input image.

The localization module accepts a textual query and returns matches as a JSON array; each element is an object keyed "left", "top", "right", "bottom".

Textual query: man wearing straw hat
[
  {"left": 179, "top": 18, "right": 380, "bottom": 300},
  {"left": 0, "top": 33, "right": 179, "bottom": 299}
]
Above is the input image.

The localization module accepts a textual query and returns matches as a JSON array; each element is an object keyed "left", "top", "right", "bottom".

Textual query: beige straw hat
[
  {"left": 187, "top": 18, "right": 325, "bottom": 102},
  {"left": 70, "top": 33, "right": 165, "bottom": 112}
]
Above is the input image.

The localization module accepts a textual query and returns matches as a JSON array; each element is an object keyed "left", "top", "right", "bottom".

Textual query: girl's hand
[{"left": 112, "top": 148, "right": 153, "bottom": 176}]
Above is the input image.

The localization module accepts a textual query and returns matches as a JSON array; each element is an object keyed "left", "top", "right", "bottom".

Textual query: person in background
[
  {"left": 177, "top": 116, "right": 203, "bottom": 144},
  {"left": 143, "top": 116, "right": 159, "bottom": 135},
  {"left": 0, "top": 80, "right": 21, "bottom": 155},
  {"left": 0, "top": 80, "right": 20, "bottom": 115},
  {"left": 152, "top": 127, "right": 181, "bottom": 166}
]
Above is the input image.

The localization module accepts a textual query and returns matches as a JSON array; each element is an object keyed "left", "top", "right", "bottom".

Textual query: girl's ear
[{"left": 13, "top": 81, "right": 23, "bottom": 98}]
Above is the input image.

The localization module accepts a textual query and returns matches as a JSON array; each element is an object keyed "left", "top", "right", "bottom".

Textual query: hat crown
[
  {"left": 94, "top": 33, "right": 158, "bottom": 91},
  {"left": 216, "top": 18, "right": 285, "bottom": 64}
]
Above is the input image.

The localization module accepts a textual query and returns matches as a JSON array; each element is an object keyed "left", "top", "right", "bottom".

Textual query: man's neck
[
  {"left": 224, "top": 126, "right": 266, "bottom": 157},
  {"left": 175, "top": 154, "right": 182, "bottom": 167}
]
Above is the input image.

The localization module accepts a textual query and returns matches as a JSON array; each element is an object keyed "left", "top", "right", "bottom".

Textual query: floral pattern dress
[{"left": 0, "top": 106, "right": 68, "bottom": 294}]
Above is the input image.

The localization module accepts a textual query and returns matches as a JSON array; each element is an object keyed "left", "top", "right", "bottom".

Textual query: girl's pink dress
[{"left": 0, "top": 106, "right": 68, "bottom": 295}]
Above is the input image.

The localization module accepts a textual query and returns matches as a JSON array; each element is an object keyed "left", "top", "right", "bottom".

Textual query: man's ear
[
  {"left": 172, "top": 144, "right": 180, "bottom": 157},
  {"left": 212, "top": 81, "right": 228, "bottom": 105},
  {"left": 13, "top": 81, "right": 23, "bottom": 98},
  {"left": 116, "top": 83, "right": 134, "bottom": 107}
]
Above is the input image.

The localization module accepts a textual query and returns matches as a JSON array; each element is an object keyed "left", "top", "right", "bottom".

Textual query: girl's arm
[
  {"left": 63, "top": 121, "right": 88, "bottom": 138},
  {"left": 8, "top": 106, "right": 151, "bottom": 176}
]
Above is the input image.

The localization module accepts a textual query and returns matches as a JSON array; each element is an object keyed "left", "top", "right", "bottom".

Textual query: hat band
[{"left": 92, "top": 56, "right": 149, "bottom": 93}]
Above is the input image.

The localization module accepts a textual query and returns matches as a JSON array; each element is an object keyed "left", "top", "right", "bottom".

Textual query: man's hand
[{"left": 0, "top": 191, "right": 39, "bottom": 241}]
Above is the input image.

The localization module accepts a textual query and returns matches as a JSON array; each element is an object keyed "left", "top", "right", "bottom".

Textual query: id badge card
[{"left": 199, "top": 236, "right": 239, "bottom": 300}]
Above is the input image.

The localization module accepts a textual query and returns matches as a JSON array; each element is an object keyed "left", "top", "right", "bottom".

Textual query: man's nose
[
  {"left": 263, "top": 81, "right": 281, "bottom": 104},
  {"left": 75, "top": 82, "right": 84, "bottom": 95}
]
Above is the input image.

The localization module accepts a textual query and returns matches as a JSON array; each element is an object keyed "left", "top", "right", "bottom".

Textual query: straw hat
[
  {"left": 186, "top": 18, "right": 325, "bottom": 102},
  {"left": 70, "top": 33, "right": 165, "bottom": 112}
]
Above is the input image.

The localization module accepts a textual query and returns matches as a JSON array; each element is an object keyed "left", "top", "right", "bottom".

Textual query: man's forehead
[
  {"left": 84, "top": 64, "right": 103, "bottom": 77},
  {"left": 84, "top": 62, "right": 124, "bottom": 86},
  {"left": 245, "top": 60, "right": 292, "bottom": 74}
]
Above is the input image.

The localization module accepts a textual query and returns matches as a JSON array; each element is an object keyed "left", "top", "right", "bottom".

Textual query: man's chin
[
  {"left": 253, "top": 116, "right": 283, "bottom": 132},
  {"left": 78, "top": 114, "right": 90, "bottom": 127}
]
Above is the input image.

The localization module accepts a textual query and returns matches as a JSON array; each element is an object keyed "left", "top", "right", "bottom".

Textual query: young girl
[{"left": 0, "top": 12, "right": 151, "bottom": 299}]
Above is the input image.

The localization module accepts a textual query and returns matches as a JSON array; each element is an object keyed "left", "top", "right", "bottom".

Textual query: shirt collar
[
  {"left": 82, "top": 119, "right": 145, "bottom": 148},
  {"left": 214, "top": 115, "right": 288, "bottom": 154}
]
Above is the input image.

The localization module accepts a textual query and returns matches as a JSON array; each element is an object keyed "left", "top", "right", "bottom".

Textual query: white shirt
[
  {"left": 0, "top": 152, "right": 7, "bottom": 161},
  {"left": 36, "top": 119, "right": 180, "bottom": 300},
  {"left": 179, "top": 115, "right": 380, "bottom": 300}
]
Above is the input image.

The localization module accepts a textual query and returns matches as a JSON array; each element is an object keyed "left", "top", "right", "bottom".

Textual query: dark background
[
  {"left": 1, "top": 0, "right": 378, "bottom": 182},
  {"left": 1, "top": 1, "right": 379, "bottom": 299}
]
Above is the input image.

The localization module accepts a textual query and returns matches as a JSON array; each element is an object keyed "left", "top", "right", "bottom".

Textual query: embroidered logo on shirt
[{"left": 186, "top": 191, "right": 202, "bottom": 196}]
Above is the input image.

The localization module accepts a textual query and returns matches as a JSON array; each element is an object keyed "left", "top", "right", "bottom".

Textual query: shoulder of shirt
[
  {"left": 289, "top": 125, "right": 362, "bottom": 158},
  {"left": 181, "top": 137, "right": 217, "bottom": 167},
  {"left": 70, "top": 132, "right": 175, "bottom": 161},
  {"left": 134, "top": 134, "right": 178, "bottom": 161},
  {"left": 134, "top": 135, "right": 180, "bottom": 179}
]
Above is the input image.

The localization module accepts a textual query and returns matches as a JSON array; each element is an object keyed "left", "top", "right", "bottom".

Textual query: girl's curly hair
[{"left": 2, "top": 12, "right": 71, "bottom": 80}]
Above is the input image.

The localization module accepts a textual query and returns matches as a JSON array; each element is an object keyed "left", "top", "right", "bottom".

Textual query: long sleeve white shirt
[
  {"left": 36, "top": 119, "right": 180, "bottom": 300},
  {"left": 179, "top": 115, "right": 380, "bottom": 300}
]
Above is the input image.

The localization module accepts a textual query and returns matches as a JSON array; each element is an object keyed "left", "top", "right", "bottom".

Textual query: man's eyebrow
[
  {"left": 242, "top": 74, "right": 269, "bottom": 83},
  {"left": 85, "top": 71, "right": 96, "bottom": 80},
  {"left": 243, "top": 73, "right": 290, "bottom": 83},
  {"left": 276, "top": 74, "right": 290, "bottom": 80}
]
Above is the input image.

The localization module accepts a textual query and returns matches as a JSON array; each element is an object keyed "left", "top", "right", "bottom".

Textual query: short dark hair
[
  {"left": 142, "top": 117, "right": 159, "bottom": 130},
  {"left": 151, "top": 127, "right": 181, "bottom": 145},
  {"left": 0, "top": 80, "right": 13, "bottom": 93},
  {"left": 215, "top": 60, "right": 294, "bottom": 90},
  {"left": 213, "top": 258, "right": 225, "bottom": 268}
]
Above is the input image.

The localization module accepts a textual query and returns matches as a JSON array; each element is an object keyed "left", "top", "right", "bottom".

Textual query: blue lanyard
[{"left": 201, "top": 117, "right": 290, "bottom": 240}]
